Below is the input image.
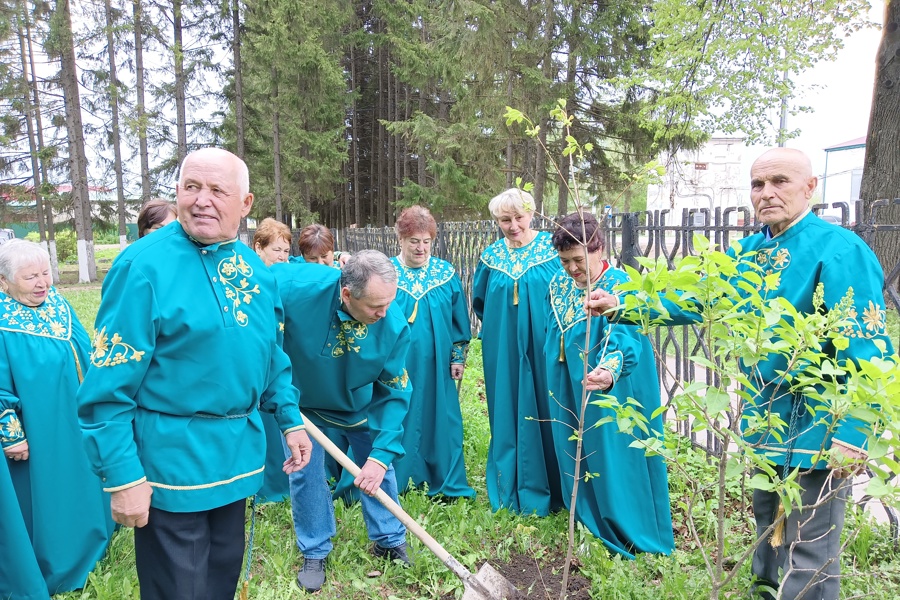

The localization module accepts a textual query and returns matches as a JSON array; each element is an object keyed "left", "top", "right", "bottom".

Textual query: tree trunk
[
  {"left": 351, "top": 43, "right": 360, "bottom": 226},
  {"left": 134, "top": 0, "right": 151, "bottom": 202},
  {"left": 558, "top": 3, "right": 580, "bottom": 216},
  {"left": 16, "top": 0, "right": 46, "bottom": 246},
  {"left": 533, "top": 0, "right": 554, "bottom": 215},
  {"left": 173, "top": 0, "right": 188, "bottom": 165},
  {"left": 505, "top": 58, "right": 514, "bottom": 189},
  {"left": 23, "top": 4, "right": 58, "bottom": 281},
  {"left": 233, "top": 0, "right": 249, "bottom": 242},
  {"left": 272, "top": 70, "right": 283, "bottom": 222},
  {"left": 860, "top": 1, "right": 900, "bottom": 288},
  {"left": 105, "top": 0, "right": 128, "bottom": 248},
  {"left": 57, "top": 0, "right": 96, "bottom": 282}
]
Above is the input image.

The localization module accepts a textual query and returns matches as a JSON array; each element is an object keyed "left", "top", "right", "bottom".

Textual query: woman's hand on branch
[
  {"left": 584, "top": 367, "right": 613, "bottom": 391},
  {"left": 584, "top": 289, "right": 619, "bottom": 316}
]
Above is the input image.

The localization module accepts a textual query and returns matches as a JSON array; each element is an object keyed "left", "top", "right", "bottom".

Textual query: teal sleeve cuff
[{"left": 0, "top": 409, "right": 25, "bottom": 449}]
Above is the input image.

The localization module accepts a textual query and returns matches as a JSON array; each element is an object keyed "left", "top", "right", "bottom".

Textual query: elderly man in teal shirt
[
  {"left": 587, "top": 148, "right": 894, "bottom": 600},
  {"left": 77, "top": 148, "right": 312, "bottom": 600},
  {"left": 273, "top": 249, "right": 413, "bottom": 592}
]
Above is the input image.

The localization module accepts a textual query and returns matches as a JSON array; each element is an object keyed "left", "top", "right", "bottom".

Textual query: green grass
[{"left": 54, "top": 294, "right": 900, "bottom": 600}]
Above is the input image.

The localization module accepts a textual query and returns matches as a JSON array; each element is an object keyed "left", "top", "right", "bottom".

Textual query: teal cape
[
  {"left": 472, "top": 231, "right": 564, "bottom": 514},
  {"left": 546, "top": 266, "right": 674, "bottom": 558},
  {"left": 0, "top": 289, "right": 114, "bottom": 598},
  {"left": 622, "top": 212, "right": 895, "bottom": 468},
  {"left": 77, "top": 223, "right": 304, "bottom": 513},
  {"left": 390, "top": 256, "right": 474, "bottom": 498}
]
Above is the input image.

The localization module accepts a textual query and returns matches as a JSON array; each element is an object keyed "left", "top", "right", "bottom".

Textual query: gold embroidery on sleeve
[
  {"left": 380, "top": 368, "right": 410, "bottom": 390},
  {"left": 90, "top": 327, "right": 146, "bottom": 367}
]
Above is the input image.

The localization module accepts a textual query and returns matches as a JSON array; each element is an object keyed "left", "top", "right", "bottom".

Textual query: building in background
[
  {"left": 647, "top": 136, "right": 749, "bottom": 225},
  {"left": 820, "top": 136, "right": 864, "bottom": 223}
]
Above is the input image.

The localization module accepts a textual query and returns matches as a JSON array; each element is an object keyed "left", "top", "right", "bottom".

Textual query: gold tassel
[
  {"left": 513, "top": 280, "right": 519, "bottom": 305},
  {"left": 239, "top": 580, "right": 249, "bottom": 600},
  {"left": 559, "top": 332, "right": 566, "bottom": 362},
  {"left": 769, "top": 503, "right": 785, "bottom": 548},
  {"left": 408, "top": 299, "right": 418, "bottom": 324}
]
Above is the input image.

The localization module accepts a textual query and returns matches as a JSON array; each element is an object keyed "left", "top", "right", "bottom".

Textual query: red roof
[{"left": 824, "top": 136, "right": 866, "bottom": 152}]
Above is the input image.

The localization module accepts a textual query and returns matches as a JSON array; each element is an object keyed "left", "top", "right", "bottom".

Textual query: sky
[{"left": 746, "top": 2, "right": 883, "bottom": 178}]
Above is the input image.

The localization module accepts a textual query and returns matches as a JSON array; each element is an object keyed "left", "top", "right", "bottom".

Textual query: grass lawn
[{"left": 54, "top": 288, "right": 900, "bottom": 600}]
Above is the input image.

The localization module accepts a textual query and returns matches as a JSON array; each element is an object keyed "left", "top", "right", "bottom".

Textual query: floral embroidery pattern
[
  {"left": 332, "top": 321, "right": 368, "bottom": 357},
  {"left": 218, "top": 252, "right": 261, "bottom": 327},
  {"left": 451, "top": 343, "right": 467, "bottom": 363},
  {"left": 393, "top": 257, "right": 456, "bottom": 300},
  {"left": 754, "top": 246, "right": 792, "bottom": 278},
  {"left": 90, "top": 327, "right": 145, "bottom": 367},
  {"left": 596, "top": 351, "right": 623, "bottom": 384},
  {"left": 380, "top": 368, "right": 410, "bottom": 391},
  {"left": 0, "top": 289, "right": 72, "bottom": 340},
  {"left": 840, "top": 292, "right": 888, "bottom": 340},
  {"left": 0, "top": 409, "right": 25, "bottom": 447},
  {"left": 479, "top": 232, "right": 557, "bottom": 280},
  {"left": 549, "top": 269, "right": 620, "bottom": 332}
]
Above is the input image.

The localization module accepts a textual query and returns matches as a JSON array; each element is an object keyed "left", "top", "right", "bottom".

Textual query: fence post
[{"left": 619, "top": 212, "right": 640, "bottom": 270}]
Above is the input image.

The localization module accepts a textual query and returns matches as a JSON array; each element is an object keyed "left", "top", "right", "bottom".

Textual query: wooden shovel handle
[{"left": 299, "top": 415, "right": 471, "bottom": 579}]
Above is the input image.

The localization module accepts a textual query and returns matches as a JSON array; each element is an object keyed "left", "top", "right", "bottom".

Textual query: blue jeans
[{"left": 283, "top": 427, "right": 407, "bottom": 559}]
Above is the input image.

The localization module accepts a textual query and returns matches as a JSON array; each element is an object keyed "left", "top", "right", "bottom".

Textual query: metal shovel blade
[{"left": 461, "top": 562, "right": 522, "bottom": 600}]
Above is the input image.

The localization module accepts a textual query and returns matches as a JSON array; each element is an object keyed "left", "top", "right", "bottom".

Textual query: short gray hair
[
  {"left": 0, "top": 239, "right": 50, "bottom": 280},
  {"left": 179, "top": 147, "right": 250, "bottom": 198},
  {"left": 488, "top": 188, "right": 535, "bottom": 218},
  {"left": 340, "top": 249, "right": 397, "bottom": 299}
]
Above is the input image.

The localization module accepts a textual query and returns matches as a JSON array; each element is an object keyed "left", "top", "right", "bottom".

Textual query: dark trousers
[
  {"left": 752, "top": 469, "right": 849, "bottom": 600},
  {"left": 134, "top": 499, "right": 246, "bottom": 600}
]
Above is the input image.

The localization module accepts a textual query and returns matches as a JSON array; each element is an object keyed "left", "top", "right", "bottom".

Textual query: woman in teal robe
[
  {"left": 390, "top": 206, "right": 474, "bottom": 498},
  {"left": 0, "top": 240, "right": 114, "bottom": 598},
  {"left": 472, "top": 189, "right": 563, "bottom": 515},
  {"left": 545, "top": 213, "right": 673, "bottom": 558}
]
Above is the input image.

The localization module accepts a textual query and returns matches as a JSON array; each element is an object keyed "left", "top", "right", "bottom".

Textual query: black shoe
[
  {"left": 372, "top": 542, "right": 411, "bottom": 566},
  {"left": 296, "top": 557, "right": 326, "bottom": 592}
]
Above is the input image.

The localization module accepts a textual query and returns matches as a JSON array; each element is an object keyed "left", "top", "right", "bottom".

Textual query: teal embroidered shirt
[
  {"left": 273, "top": 262, "right": 413, "bottom": 468},
  {"left": 76, "top": 222, "right": 303, "bottom": 512},
  {"left": 617, "top": 213, "right": 895, "bottom": 468}
]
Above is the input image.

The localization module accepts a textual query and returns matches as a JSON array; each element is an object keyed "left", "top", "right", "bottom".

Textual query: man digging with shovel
[{"left": 272, "top": 249, "right": 413, "bottom": 592}]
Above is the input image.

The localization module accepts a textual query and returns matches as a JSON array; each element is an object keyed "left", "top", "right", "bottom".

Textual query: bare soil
[{"left": 443, "top": 552, "right": 592, "bottom": 600}]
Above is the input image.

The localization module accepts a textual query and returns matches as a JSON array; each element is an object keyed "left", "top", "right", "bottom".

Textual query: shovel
[{"left": 299, "top": 415, "right": 521, "bottom": 600}]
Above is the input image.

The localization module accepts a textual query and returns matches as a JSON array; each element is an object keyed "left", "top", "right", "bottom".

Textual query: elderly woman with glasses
[
  {"left": 389, "top": 205, "right": 474, "bottom": 499},
  {"left": 0, "top": 240, "right": 114, "bottom": 598}
]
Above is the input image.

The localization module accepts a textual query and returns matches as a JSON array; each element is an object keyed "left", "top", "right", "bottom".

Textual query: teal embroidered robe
[
  {"left": 390, "top": 256, "right": 474, "bottom": 498},
  {"left": 77, "top": 222, "right": 304, "bottom": 513},
  {"left": 615, "top": 212, "right": 895, "bottom": 469},
  {"left": 0, "top": 289, "right": 114, "bottom": 598},
  {"left": 472, "top": 230, "right": 564, "bottom": 515},
  {"left": 546, "top": 267, "right": 674, "bottom": 558}
]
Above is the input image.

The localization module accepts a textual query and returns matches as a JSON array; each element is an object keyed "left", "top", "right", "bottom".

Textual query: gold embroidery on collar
[
  {"left": 218, "top": 251, "right": 261, "bottom": 327},
  {"left": 332, "top": 320, "right": 368, "bottom": 357},
  {"left": 394, "top": 258, "right": 456, "bottom": 300},
  {"left": 479, "top": 233, "right": 557, "bottom": 280},
  {"left": 0, "top": 289, "right": 73, "bottom": 340},
  {"left": 90, "top": 326, "right": 145, "bottom": 367}
]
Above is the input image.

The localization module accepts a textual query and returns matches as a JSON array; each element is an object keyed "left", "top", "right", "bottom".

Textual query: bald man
[
  {"left": 78, "top": 148, "right": 312, "bottom": 600},
  {"left": 587, "top": 148, "right": 893, "bottom": 599}
]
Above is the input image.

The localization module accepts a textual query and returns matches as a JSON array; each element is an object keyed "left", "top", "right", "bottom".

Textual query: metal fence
[{"left": 340, "top": 201, "right": 900, "bottom": 442}]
